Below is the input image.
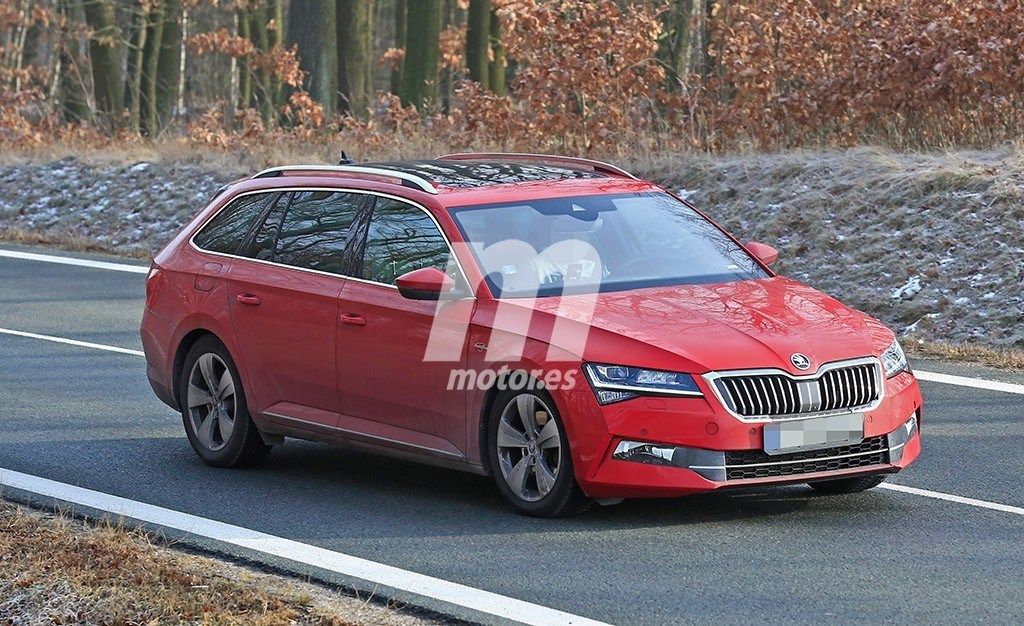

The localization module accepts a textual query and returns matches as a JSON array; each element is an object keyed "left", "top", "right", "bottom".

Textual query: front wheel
[
  {"left": 487, "top": 388, "right": 591, "bottom": 517},
  {"left": 807, "top": 474, "right": 887, "bottom": 494},
  {"left": 179, "top": 335, "right": 271, "bottom": 468}
]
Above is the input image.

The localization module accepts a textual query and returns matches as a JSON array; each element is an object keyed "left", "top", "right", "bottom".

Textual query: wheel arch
[
  {"left": 171, "top": 328, "right": 221, "bottom": 408},
  {"left": 476, "top": 366, "right": 556, "bottom": 478}
]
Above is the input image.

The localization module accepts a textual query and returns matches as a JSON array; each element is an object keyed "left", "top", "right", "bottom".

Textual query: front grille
[
  {"left": 713, "top": 361, "right": 880, "bottom": 418},
  {"left": 724, "top": 435, "right": 889, "bottom": 480}
]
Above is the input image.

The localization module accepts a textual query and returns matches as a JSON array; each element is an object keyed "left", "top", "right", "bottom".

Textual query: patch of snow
[{"left": 891, "top": 275, "right": 922, "bottom": 299}]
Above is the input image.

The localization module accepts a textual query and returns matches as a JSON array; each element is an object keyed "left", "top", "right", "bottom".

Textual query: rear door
[
  {"left": 335, "top": 196, "right": 474, "bottom": 458},
  {"left": 227, "top": 190, "right": 369, "bottom": 429}
]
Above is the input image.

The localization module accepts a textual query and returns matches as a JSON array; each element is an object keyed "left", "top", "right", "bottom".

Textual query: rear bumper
[{"left": 141, "top": 306, "right": 178, "bottom": 410}]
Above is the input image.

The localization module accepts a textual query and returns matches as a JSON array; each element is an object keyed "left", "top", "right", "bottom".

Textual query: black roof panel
[{"left": 358, "top": 160, "right": 606, "bottom": 188}]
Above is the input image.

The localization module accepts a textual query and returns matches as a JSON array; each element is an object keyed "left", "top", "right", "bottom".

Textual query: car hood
[{"left": 502, "top": 277, "right": 893, "bottom": 374}]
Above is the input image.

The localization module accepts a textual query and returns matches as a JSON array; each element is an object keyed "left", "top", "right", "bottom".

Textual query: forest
[{"left": 0, "top": 0, "right": 1022, "bottom": 154}]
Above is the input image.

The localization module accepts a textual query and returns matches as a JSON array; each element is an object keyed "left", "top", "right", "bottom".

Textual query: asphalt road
[{"left": 1, "top": 244, "right": 1022, "bottom": 625}]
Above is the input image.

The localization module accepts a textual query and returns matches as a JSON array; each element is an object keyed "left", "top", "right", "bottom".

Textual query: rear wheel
[
  {"left": 179, "top": 335, "right": 270, "bottom": 467},
  {"left": 807, "top": 474, "right": 887, "bottom": 494},
  {"left": 488, "top": 387, "right": 591, "bottom": 517}
]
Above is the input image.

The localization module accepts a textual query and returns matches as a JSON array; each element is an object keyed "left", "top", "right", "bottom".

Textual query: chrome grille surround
[{"left": 703, "top": 356, "right": 884, "bottom": 422}]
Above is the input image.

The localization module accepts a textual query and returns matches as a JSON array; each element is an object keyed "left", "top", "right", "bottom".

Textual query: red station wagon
[{"left": 141, "top": 153, "right": 922, "bottom": 516}]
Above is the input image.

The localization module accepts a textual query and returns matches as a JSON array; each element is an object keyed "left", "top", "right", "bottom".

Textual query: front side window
[
  {"left": 360, "top": 198, "right": 451, "bottom": 285},
  {"left": 451, "top": 192, "right": 769, "bottom": 297},
  {"left": 193, "top": 192, "right": 274, "bottom": 255},
  {"left": 273, "top": 191, "right": 364, "bottom": 275}
]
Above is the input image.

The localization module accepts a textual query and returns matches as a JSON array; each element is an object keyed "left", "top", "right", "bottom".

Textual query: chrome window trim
[
  {"left": 702, "top": 356, "right": 885, "bottom": 423},
  {"left": 188, "top": 186, "right": 475, "bottom": 297},
  {"left": 252, "top": 165, "right": 439, "bottom": 195}
]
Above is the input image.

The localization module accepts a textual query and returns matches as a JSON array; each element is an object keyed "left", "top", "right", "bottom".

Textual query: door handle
[
  {"left": 236, "top": 293, "right": 262, "bottom": 307},
  {"left": 340, "top": 313, "right": 366, "bottom": 326}
]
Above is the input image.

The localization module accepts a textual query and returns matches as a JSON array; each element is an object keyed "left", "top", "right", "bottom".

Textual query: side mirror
[
  {"left": 745, "top": 241, "right": 779, "bottom": 266},
  {"left": 395, "top": 267, "right": 453, "bottom": 300}
]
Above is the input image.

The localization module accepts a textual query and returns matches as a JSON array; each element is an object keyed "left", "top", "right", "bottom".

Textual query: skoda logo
[{"left": 790, "top": 353, "right": 812, "bottom": 371}]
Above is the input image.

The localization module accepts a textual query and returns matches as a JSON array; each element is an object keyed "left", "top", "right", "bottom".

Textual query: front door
[{"left": 336, "top": 196, "right": 473, "bottom": 458}]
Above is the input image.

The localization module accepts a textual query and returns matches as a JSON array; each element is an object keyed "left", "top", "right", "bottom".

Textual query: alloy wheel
[
  {"left": 496, "top": 394, "right": 563, "bottom": 502},
  {"left": 186, "top": 353, "right": 237, "bottom": 452}
]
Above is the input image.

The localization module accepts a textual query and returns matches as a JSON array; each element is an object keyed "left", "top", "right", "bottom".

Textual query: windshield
[{"left": 451, "top": 192, "right": 769, "bottom": 297}]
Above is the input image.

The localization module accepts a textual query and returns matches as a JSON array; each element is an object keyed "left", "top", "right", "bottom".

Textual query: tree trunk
[
  {"left": 399, "top": 0, "right": 441, "bottom": 109},
  {"left": 337, "top": 0, "right": 374, "bottom": 114},
  {"left": 155, "top": 0, "right": 183, "bottom": 125},
  {"left": 286, "top": 0, "right": 337, "bottom": 112},
  {"left": 658, "top": 0, "right": 694, "bottom": 88},
  {"left": 465, "top": 0, "right": 489, "bottom": 86},
  {"left": 248, "top": 3, "right": 274, "bottom": 123},
  {"left": 57, "top": 0, "right": 91, "bottom": 122},
  {"left": 236, "top": 8, "right": 251, "bottom": 109},
  {"left": 141, "top": 0, "right": 165, "bottom": 135},
  {"left": 126, "top": 1, "right": 150, "bottom": 133},
  {"left": 487, "top": 8, "right": 504, "bottom": 96},
  {"left": 390, "top": 0, "right": 405, "bottom": 95},
  {"left": 80, "top": 0, "right": 124, "bottom": 123},
  {"left": 439, "top": 0, "right": 458, "bottom": 113},
  {"left": 269, "top": 0, "right": 285, "bottom": 116}
]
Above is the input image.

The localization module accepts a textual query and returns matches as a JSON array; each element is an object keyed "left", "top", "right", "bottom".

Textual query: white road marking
[
  {"left": 913, "top": 370, "right": 1024, "bottom": 395},
  {"left": 0, "top": 327, "right": 144, "bottom": 356},
  {"left": 0, "top": 248, "right": 149, "bottom": 273},
  {"left": 880, "top": 483, "right": 1024, "bottom": 516},
  {"left": 0, "top": 468, "right": 608, "bottom": 626}
]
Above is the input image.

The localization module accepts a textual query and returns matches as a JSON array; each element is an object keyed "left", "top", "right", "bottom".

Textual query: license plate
[{"left": 763, "top": 413, "right": 864, "bottom": 455}]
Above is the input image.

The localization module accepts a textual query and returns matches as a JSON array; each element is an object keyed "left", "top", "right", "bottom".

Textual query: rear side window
[
  {"left": 245, "top": 192, "right": 291, "bottom": 261},
  {"left": 193, "top": 193, "right": 273, "bottom": 254},
  {"left": 360, "top": 198, "right": 451, "bottom": 285},
  {"left": 273, "top": 191, "right": 364, "bottom": 275}
]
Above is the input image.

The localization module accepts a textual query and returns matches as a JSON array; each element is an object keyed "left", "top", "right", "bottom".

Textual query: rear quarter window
[{"left": 193, "top": 192, "right": 274, "bottom": 255}]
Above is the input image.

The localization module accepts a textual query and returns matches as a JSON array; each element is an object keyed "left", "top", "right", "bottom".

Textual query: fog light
[
  {"left": 904, "top": 413, "right": 918, "bottom": 437},
  {"left": 613, "top": 440, "right": 676, "bottom": 466},
  {"left": 612, "top": 440, "right": 728, "bottom": 481},
  {"left": 887, "top": 411, "right": 919, "bottom": 464}
]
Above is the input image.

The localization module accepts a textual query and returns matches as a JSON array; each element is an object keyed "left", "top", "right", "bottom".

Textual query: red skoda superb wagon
[{"left": 141, "top": 153, "right": 922, "bottom": 517}]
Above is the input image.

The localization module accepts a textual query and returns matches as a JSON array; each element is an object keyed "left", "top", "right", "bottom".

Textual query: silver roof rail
[
  {"left": 252, "top": 164, "right": 438, "bottom": 195},
  {"left": 437, "top": 152, "right": 637, "bottom": 180}
]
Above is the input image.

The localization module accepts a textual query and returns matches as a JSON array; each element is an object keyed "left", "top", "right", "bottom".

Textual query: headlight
[
  {"left": 881, "top": 339, "right": 908, "bottom": 378},
  {"left": 583, "top": 363, "right": 702, "bottom": 405}
]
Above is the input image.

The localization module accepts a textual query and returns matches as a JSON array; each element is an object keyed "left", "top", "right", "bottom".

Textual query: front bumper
[
  {"left": 614, "top": 412, "right": 918, "bottom": 482},
  {"left": 564, "top": 370, "right": 923, "bottom": 499}
]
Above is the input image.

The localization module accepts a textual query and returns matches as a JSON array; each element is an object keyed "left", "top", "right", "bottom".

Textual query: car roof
[{"left": 247, "top": 154, "right": 658, "bottom": 206}]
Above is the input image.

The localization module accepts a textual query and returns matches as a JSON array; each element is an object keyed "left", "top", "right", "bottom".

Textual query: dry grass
[
  {"left": 0, "top": 499, "right": 443, "bottom": 626},
  {"left": 0, "top": 226, "right": 153, "bottom": 260},
  {"left": 907, "top": 339, "right": 1024, "bottom": 371},
  {"left": 0, "top": 133, "right": 472, "bottom": 173}
]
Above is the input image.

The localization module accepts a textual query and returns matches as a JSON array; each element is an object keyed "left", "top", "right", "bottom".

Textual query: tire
[
  {"left": 178, "top": 335, "right": 271, "bottom": 468},
  {"left": 807, "top": 474, "right": 887, "bottom": 494},
  {"left": 487, "top": 386, "right": 591, "bottom": 517}
]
